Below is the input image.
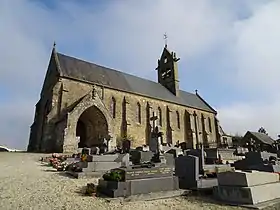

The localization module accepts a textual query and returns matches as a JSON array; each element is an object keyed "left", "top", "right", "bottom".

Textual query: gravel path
[{"left": 0, "top": 152, "right": 244, "bottom": 210}]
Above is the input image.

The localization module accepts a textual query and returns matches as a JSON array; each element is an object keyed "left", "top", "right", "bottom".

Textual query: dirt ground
[{"left": 0, "top": 152, "right": 244, "bottom": 210}]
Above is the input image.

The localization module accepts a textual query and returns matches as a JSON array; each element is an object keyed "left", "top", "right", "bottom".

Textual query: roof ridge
[
  {"left": 57, "top": 52, "right": 198, "bottom": 95},
  {"left": 56, "top": 52, "right": 216, "bottom": 113}
]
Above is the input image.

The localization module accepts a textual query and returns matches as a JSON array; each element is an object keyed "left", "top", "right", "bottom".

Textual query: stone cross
[
  {"left": 150, "top": 111, "right": 158, "bottom": 132},
  {"left": 163, "top": 33, "right": 168, "bottom": 46},
  {"left": 201, "top": 143, "right": 205, "bottom": 169}
]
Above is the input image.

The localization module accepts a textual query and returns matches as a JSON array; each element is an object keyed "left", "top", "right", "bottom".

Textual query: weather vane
[{"left": 163, "top": 33, "right": 168, "bottom": 47}]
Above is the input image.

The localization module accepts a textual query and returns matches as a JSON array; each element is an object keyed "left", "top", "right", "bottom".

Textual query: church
[{"left": 27, "top": 43, "right": 227, "bottom": 153}]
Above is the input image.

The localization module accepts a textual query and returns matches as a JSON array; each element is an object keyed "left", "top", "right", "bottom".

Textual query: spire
[{"left": 195, "top": 89, "right": 198, "bottom": 95}]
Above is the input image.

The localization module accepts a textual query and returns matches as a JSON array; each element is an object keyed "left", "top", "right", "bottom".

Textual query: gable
[
  {"left": 56, "top": 52, "right": 216, "bottom": 113},
  {"left": 40, "top": 50, "right": 61, "bottom": 98}
]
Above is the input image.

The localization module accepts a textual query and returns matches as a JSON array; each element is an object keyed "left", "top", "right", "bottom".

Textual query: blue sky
[{"left": 0, "top": 0, "right": 279, "bottom": 149}]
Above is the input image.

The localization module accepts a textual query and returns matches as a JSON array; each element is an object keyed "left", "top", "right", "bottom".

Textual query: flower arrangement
[
  {"left": 102, "top": 169, "right": 125, "bottom": 182},
  {"left": 81, "top": 154, "right": 87, "bottom": 162}
]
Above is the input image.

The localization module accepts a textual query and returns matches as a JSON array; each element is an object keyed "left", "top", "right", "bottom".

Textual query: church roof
[
  {"left": 244, "top": 131, "right": 275, "bottom": 146},
  {"left": 56, "top": 52, "right": 216, "bottom": 113}
]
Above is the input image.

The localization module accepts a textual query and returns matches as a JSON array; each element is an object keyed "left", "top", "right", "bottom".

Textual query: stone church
[{"left": 27, "top": 43, "right": 226, "bottom": 153}]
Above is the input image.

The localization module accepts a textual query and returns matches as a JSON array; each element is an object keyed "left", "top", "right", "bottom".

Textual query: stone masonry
[{"left": 27, "top": 44, "right": 223, "bottom": 153}]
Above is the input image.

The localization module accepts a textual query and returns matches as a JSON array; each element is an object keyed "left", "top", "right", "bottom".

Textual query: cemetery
[{"left": 37, "top": 122, "right": 280, "bottom": 209}]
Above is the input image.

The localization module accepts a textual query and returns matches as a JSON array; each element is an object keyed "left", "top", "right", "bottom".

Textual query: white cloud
[
  {"left": 218, "top": 0, "right": 280, "bottom": 138},
  {"left": 233, "top": 0, "right": 280, "bottom": 93},
  {"left": 88, "top": 0, "right": 234, "bottom": 78},
  {"left": 218, "top": 100, "right": 280, "bottom": 138},
  {"left": 0, "top": 0, "right": 280, "bottom": 149},
  {"left": 0, "top": 98, "right": 34, "bottom": 149}
]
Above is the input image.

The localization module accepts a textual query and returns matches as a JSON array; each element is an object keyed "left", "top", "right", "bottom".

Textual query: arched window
[
  {"left": 208, "top": 117, "right": 212, "bottom": 133},
  {"left": 176, "top": 111, "right": 180, "bottom": 129},
  {"left": 137, "top": 102, "right": 141, "bottom": 123},
  {"left": 110, "top": 97, "right": 116, "bottom": 118},
  {"left": 158, "top": 107, "right": 162, "bottom": 126}
]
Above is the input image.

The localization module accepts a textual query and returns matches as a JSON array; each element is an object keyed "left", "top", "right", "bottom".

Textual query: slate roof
[
  {"left": 245, "top": 131, "right": 275, "bottom": 145},
  {"left": 56, "top": 52, "right": 216, "bottom": 113}
]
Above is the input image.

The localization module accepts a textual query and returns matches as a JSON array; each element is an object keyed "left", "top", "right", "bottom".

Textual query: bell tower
[{"left": 156, "top": 35, "right": 180, "bottom": 96}]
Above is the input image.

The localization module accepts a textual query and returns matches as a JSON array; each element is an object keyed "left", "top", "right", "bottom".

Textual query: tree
[{"left": 258, "top": 127, "right": 268, "bottom": 135}]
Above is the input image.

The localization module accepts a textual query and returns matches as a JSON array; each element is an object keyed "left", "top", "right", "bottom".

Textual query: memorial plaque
[{"left": 124, "top": 166, "right": 173, "bottom": 180}]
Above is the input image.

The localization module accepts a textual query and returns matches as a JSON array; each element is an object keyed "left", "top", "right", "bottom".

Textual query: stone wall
[
  {"left": 29, "top": 74, "right": 218, "bottom": 153},
  {"left": 57, "top": 78, "right": 218, "bottom": 150}
]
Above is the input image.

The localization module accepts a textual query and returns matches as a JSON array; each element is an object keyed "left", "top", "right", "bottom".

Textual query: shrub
[{"left": 103, "top": 169, "right": 125, "bottom": 182}]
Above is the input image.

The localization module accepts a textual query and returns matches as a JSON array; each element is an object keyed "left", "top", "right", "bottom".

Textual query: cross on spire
[{"left": 163, "top": 33, "right": 168, "bottom": 47}]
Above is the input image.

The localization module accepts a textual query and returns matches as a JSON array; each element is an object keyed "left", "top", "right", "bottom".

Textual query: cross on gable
[{"left": 163, "top": 33, "right": 168, "bottom": 47}]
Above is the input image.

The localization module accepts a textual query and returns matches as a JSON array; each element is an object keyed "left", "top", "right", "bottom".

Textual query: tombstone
[
  {"left": 214, "top": 171, "right": 280, "bottom": 206},
  {"left": 82, "top": 147, "right": 91, "bottom": 155},
  {"left": 185, "top": 149, "right": 204, "bottom": 174},
  {"left": 102, "top": 137, "right": 108, "bottom": 153},
  {"left": 142, "top": 145, "right": 149, "bottom": 152},
  {"left": 166, "top": 148, "right": 183, "bottom": 158},
  {"left": 97, "top": 165, "right": 181, "bottom": 198},
  {"left": 163, "top": 153, "right": 176, "bottom": 168},
  {"left": 122, "top": 139, "right": 131, "bottom": 153},
  {"left": 135, "top": 146, "right": 143, "bottom": 151},
  {"left": 149, "top": 137, "right": 159, "bottom": 153},
  {"left": 66, "top": 153, "right": 130, "bottom": 179},
  {"left": 90, "top": 147, "right": 100, "bottom": 155},
  {"left": 130, "top": 150, "right": 154, "bottom": 165},
  {"left": 179, "top": 142, "right": 187, "bottom": 151},
  {"left": 175, "top": 155, "right": 232, "bottom": 190},
  {"left": 234, "top": 151, "right": 280, "bottom": 173}
]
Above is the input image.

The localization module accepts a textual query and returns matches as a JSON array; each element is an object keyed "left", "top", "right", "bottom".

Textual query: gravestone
[
  {"left": 122, "top": 140, "right": 131, "bottom": 153},
  {"left": 91, "top": 146, "right": 100, "bottom": 155},
  {"left": 179, "top": 142, "right": 187, "bottom": 151},
  {"left": 175, "top": 155, "right": 216, "bottom": 189},
  {"left": 175, "top": 155, "right": 234, "bottom": 190},
  {"left": 66, "top": 153, "right": 130, "bottom": 178},
  {"left": 214, "top": 171, "right": 280, "bottom": 207},
  {"left": 149, "top": 137, "right": 159, "bottom": 153},
  {"left": 185, "top": 149, "right": 205, "bottom": 174},
  {"left": 163, "top": 153, "right": 175, "bottom": 168},
  {"left": 166, "top": 148, "right": 183, "bottom": 158},
  {"left": 82, "top": 147, "right": 91, "bottom": 155},
  {"left": 130, "top": 150, "right": 154, "bottom": 165},
  {"left": 97, "top": 166, "right": 181, "bottom": 199},
  {"left": 142, "top": 145, "right": 149, "bottom": 151},
  {"left": 234, "top": 151, "right": 280, "bottom": 172}
]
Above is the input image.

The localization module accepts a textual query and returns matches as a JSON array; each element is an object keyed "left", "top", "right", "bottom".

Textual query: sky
[{"left": 0, "top": 0, "right": 280, "bottom": 149}]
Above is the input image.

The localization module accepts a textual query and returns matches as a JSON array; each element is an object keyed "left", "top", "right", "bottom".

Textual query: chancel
[{"left": 27, "top": 38, "right": 229, "bottom": 153}]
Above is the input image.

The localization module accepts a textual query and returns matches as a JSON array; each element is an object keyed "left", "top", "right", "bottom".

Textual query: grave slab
[
  {"left": 66, "top": 170, "right": 104, "bottom": 179},
  {"left": 98, "top": 176, "right": 179, "bottom": 198},
  {"left": 124, "top": 166, "right": 173, "bottom": 180},
  {"left": 130, "top": 151, "right": 154, "bottom": 165},
  {"left": 83, "top": 162, "right": 121, "bottom": 172},
  {"left": 87, "top": 154, "right": 120, "bottom": 162},
  {"left": 99, "top": 190, "right": 186, "bottom": 202},
  {"left": 217, "top": 171, "right": 280, "bottom": 187},
  {"left": 214, "top": 182, "right": 280, "bottom": 205}
]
